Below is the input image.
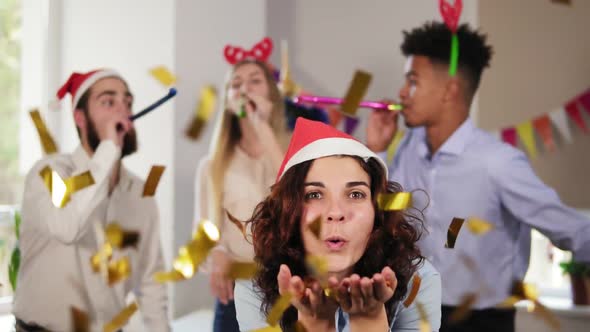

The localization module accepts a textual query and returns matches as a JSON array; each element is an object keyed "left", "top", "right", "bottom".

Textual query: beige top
[
  {"left": 195, "top": 147, "right": 277, "bottom": 263},
  {"left": 13, "top": 141, "right": 170, "bottom": 332}
]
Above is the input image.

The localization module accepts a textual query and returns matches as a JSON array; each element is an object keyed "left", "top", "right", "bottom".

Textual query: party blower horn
[
  {"left": 116, "top": 88, "right": 177, "bottom": 131},
  {"left": 292, "top": 95, "right": 403, "bottom": 112}
]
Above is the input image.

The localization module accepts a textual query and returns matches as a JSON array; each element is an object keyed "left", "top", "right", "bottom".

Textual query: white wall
[
  {"left": 266, "top": 0, "right": 478, "bottom": 141},
  {"left": 478, "top": 0, "right": 590, "bottom": 208}
]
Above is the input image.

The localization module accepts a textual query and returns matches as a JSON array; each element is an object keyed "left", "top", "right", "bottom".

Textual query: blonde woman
[{"left": 195, "top": 58, "right": 289, "bottom": 331}]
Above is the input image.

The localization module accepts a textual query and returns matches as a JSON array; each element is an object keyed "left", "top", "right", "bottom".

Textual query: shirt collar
[
  {"left": 438, "top": 118, "right": 475, "bottom": 156},
  {"left": 416, "top": 118, "right": 475, "bottom": 159}
]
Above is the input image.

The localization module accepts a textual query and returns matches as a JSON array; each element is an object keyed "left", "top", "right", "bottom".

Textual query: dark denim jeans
[{"left": 213, "top": 299, "right": 240, "bottom": 332}]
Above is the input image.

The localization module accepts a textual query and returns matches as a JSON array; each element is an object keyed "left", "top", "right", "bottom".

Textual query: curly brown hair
[{"left": 245, "top": 156, "right": 425, "bottom": 330}]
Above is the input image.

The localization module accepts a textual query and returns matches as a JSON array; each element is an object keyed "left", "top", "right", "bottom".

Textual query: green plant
[
  {"left": 8, "top": 210, "right": 20, "bottom": 290},
  {"left": 560, "top": 259, "right": 590, "bottom": 277}
]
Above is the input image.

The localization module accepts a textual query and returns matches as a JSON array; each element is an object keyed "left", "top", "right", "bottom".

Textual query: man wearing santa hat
[{"left": 13, "top": 69, "right": 170, "bottom": 331}]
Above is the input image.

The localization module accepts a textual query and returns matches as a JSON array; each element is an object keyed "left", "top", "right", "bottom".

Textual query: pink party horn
[{"left": 292, "top": 95, "right": 402, "bottom": 111}]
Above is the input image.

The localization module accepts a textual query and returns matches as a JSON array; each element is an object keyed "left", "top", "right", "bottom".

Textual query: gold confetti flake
[
  {"left": 466, "top": 217, "right": 494, "bottom": 235},
  {"left": 107, "top": 257, "right": 131, "bottom": 286},
  {"left": 308, "top": 217, "right": 322, "bottom": 239},
  {"left": 186, "top": 86, "right": 217, "bottom": 140},
  {"left": 155, "top": 220, "right": 220, "bottom": 282},
  {"left": 149, "top": 66, "right": 177, "bottom": 87},
  {"left": 30, "top": 109, "right": 58, "bottom": 154},
  {"left": 340, "top": 70, "right": 372, "bottom": 116},
  {"left": 71, "top": 307, "right": 89, "bottom": 332},
  {"left": 142, "top": 165, "right": 166, "bottom": 197},
  {"left": 266, "top": 292, "right": 293, "bottom": 326},
  {"left": 445, "top": 217, "right": 465, "bottom": 249},
  {"left": 416, "top": 302, "right": 431, "bottom": 332},
  {"left": 103, "top": 302, "right": 139, "bottom": 332},
  {"left": 305, "top": 255, "right": 329, "bottom": 287},
  {"left": 90, "top": 243, "right": 113, "bottom": 273},
  {"left": 403, "top": 274, "right": 422, "bottom": 307},
  {"left": 226, "top": 262, "right": 259, "bottom": 280},
  {"left": 39, "top": 166, "right": 95, "bottom": 208},
  {"left": 105, "top": 223, "right": 140, "bottom": 249},
  {"left": 377, "top": 192, "right": 412, "bottom": 211},
  {"left": 153, "top": 270, "right": 186, "bottom": 283},
  {"left": 449, "top": 293, "right": 477, "bottom": 323}
]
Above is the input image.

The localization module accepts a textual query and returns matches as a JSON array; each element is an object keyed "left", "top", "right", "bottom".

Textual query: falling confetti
[
  {"left": 416, "top": 302, "right": 431, "bottom": 332},
  {"left": 105, "top": 223, "right": 140, "bottom": 249},
  {"left": 466, "top": 217, "right": 494, "bottom": 235},
  {"left": 142, "top": 165, "right": 166, "bottom": 197},
  {"left": 226, "top": 262, "right": 259, "bottom": 280},
  {"left": 103, "top": 302, "right": 139, "bottom": 332},
  {"left": 445, "top": 217, "right": 465, "bottom": 249},
  {"left": 29, "top": 109, "right": 58, "bottom": 154},
  {"left": 308, "top": 217, "right": 322, "bottom": 239},
  {"left": 154, "top": 220, "right": 220, "bottom": 282},
  {"left": 71, "top": 307, "right": 89, "bottom": 332},
  {"left": 266, "top": 292, "right": 293, "bottom": 326},
  {"left": 149, "top": 66, "right": 177, "bottom": 87},
  {"left": 403, "top": 274, "right": 422, "bottom": 307},
  {"left": 186, "top": 86, "right": 218, "bottom": 140},
  {"left": 377, "top": 192, "right": 412, "bottom": 211},
  {"left": 39, "top": 166, "right": 95, "bottom": 208},
  {"left": 449, "top": 293, "right": 478, "bottom": 323},
  {"left": 340, "top": 70, "right": 372, "bottom": 116}
]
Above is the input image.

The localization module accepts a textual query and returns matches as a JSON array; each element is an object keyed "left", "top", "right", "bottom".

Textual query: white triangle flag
[
  {"left": 489, "top": 129, "right": 501, "bottom": 141},
  {"left": 549, "top": 107, "right": 573, "bottom": 144}
]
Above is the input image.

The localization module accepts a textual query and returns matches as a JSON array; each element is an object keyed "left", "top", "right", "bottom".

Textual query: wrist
[
  {"left": 349, "top": 304, "right": 387, "bottom": 320},
  {"left": 367, "top": 142, "right": 388, "bottom": 153},
  {"left": 348, "top": 305, "right": 388, "bottom": 330},
  {"left": 298, "top": 312, "right": 335, "bottom": 330}
]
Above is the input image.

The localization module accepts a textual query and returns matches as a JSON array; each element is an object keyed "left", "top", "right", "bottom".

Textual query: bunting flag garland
[{"left": 386, "top": 88, "right": 589, "bottom": 159}]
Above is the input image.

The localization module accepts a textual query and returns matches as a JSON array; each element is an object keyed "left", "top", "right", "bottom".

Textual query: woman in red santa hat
[
  {"left": 194, "top": 38, "right": 290, "bottom": 332},
  {"left": 235, "top": 118, "right": 442, "bottom": 331}
]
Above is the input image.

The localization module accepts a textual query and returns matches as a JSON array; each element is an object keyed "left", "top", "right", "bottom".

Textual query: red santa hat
[
  {"left": 56, "top": 69, "right": 122, "bottom": 109},
  {"left": 276, "top": 118, "right": 388, "bottom": 181}
]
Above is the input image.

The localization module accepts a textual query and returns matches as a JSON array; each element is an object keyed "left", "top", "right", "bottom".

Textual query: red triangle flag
[
  {"left": 578, "top": 89, "right": 590, "bottom": 116},
  {"left": 501, "top": 127, "right": 518, "bottom": 147},
  {"left": 565, "top": 101, "right": 588, "bottom": 134},
  {"left": 532, "top": 114, "right": 556, "bottom": 152}
]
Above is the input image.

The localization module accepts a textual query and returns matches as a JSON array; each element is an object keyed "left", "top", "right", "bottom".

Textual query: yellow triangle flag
[{"left": 516, "top": 121, "right": 537, "bottom": 159}]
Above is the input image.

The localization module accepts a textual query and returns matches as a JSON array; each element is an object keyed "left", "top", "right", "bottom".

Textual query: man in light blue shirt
[{"left": 367, "top": 21, "right": 590, "bottom": 332}]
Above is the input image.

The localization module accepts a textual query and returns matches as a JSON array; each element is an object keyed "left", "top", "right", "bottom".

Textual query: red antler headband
[
  {"left": 223, "top": 37, "right": 273, "bottom": 65},
  {"left": 439, "top": 0, "right": 463, "bottom": 76}
]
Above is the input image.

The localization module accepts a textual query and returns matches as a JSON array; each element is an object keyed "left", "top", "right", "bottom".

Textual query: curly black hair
[{"left": 401, "top": 21, "right": 493, "bottom": 99}]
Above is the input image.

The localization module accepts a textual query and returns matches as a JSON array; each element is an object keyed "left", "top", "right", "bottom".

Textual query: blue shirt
[
  {"left": 234, "top": 260, "right": 441, "bottom": 331},
  {"left": 384, "top": 118, "right": 590, "bottom": 308}
]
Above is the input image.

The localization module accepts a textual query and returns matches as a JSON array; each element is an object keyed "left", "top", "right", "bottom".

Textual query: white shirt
[{"left": 13, "top": 141, "right": 170, "bottom": 332}]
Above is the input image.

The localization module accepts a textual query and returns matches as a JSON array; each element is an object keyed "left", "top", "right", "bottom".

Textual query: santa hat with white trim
[
  {"left": 56, "top": 69, "right": 122, "bottom": 109},
  {"left": 276, "top": 117, "right": 388, "bottom": 182}
]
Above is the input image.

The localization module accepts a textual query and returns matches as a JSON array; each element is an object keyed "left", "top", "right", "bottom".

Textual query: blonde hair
[{"left": 207, "top": 59, "right": 288, "bottom": 225}]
